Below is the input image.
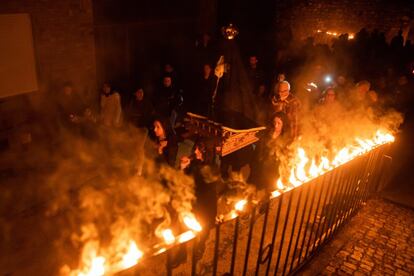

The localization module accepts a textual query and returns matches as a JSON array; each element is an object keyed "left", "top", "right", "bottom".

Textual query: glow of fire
[
  {"left": 182, "top": 214, "right": 202, "bottom": 232},
  {"left": 67, "top": 129, "right": 394, "bottom": 276},
  {"left": 309, "top": 82, "right": 318, "bottom": 88},
  {"left": 121, "top": 241, "right": 143, "bottom": 269},
  {"left": 78, "top": 256, "right": 106, "bottom": 276},
  {"left": 177, "top": 231, "right": 196, "bottom": 243},
  {"left": 162, "top": 229, "right": 175, "bottom": 245},
  {"left": 270, "top": 190, "right": 281, "bottom": 198},
  {"left": 235, "top": 199, "right": 247, "bottom": 211},
  {"left": 276, "top": 178, "right": 285, "bottom": 190},
  {"left": 316, "top": 30, "right": 354, "bottom": 40},
  {"left": 284, "top": 130, "right": 394, "bottom": 189}
]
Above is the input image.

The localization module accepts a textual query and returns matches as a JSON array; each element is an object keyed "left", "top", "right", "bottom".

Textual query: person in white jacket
[{"left": 100, "top": 82, "right": 122, "bottom": 127}]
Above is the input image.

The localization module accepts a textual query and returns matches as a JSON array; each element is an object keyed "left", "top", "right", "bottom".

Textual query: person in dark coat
[
  {"left": 126, "top": 87, "right": 154, "bottom": 129},
  {"left": 195, "top": 63, "right": 217, "bottom": 116},
  {"left": 180, "top": 139, "right": 218, "bottom": 259},
  {"left": 149, "top": 117, "right": 178, "bottom": 167},
  {"left": 250, "top": 112, "right": 291, "bottom": 190}
]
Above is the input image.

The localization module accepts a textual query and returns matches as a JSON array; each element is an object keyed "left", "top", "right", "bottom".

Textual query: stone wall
[
  {"left": 0, "top": 0, "right": 96, "bottom": 148},
  {"left": 276, "top": 0, "right": 414, "bottom": 42},
  {"left": 0, "top": 0, "right": 96, "bottom": 97}
]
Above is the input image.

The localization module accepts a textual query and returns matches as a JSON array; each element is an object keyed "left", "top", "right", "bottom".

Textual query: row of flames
[
  {"left": 316, "top": 29, "right": 355, "bottom": 39},
  {"left": 65, "top": 129, "right": 394, "bottom": 276}
]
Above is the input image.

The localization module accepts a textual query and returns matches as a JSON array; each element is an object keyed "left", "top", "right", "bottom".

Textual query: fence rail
[{"left": 125, "top": 144, "right": 392, "bottom": 276}]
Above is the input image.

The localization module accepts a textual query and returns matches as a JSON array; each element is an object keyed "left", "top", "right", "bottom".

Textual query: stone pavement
[{"left": 300, "top": 198, "right": 414, "bottom": 275}]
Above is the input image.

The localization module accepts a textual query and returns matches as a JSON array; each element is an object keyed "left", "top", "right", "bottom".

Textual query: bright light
[
  {"left": 325, "top": 75, "right": 332, "bottom": 83},
  {"left": 121, "top": 241, "right": 143, "bottom": 269},
  {"left": 182, "top": 214, "right": 202, "bottom": 232},
  {"left": 162, "top": 229, "right": 175, "bottom": 245},
  {"left": 235, "top": 199, "right": 247, "bottom": 211},
  {"left": 178, "top": 231, "right": 196, "bottom": 243}
]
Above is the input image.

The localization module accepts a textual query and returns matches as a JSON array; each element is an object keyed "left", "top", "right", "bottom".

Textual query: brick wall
[
  {"left": 0, "top": 0, "right": 96, "bottom": 149},
  {"left": 0, "top": 0, "right": 96, "bottom": 101},
  {"left": 276, "top": 0, "right": 414, "bottom": 42}
]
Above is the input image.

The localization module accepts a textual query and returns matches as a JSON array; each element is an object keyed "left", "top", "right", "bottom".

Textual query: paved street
[{"left": 301, "top": 198, "right": 414, "bottom": 275}]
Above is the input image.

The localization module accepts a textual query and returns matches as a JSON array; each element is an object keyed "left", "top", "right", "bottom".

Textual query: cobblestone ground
[{"left": 301, "top": 198, "right": 414, "bottom": 275}]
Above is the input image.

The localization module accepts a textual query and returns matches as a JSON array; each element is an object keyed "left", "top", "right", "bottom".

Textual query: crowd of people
[{"left": 49, "top": 28, "right": 413, "bottom": 247}]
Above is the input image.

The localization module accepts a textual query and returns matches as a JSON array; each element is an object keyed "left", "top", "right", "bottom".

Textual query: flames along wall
[{"left": 275, "top": 0, "right": 414, "bottom": 42}]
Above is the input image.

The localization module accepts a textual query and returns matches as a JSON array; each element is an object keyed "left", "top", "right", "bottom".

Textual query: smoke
[
  {"left": 275, "top": 87, "right": 404, "bottom": 184},
  {"left": 0, "top": 122, "right": 196, "bottom": 274}
]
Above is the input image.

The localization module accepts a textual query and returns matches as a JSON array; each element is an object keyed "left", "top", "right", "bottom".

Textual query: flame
[
  {"left": 316, "top": 30, "right": 354, "bottom": 40},
  {"left": 282, "top": 130, "right": 395, "bottom": 188},
  {"left": 235, "top": 199, "right": 247, "bottom": 211},
  {"left": 178, "top": 231, "right": 196, "bottom": 243},
  {"left": 270, "top": 190, "right": 281, "bottom": 198},
  {"left": 162, "top": 229, "right": 175, "bottom": 245},
  {"left": 84, "top": 257, "right": 105, "bottom": 276},
  {"left": 121, "top": 241, "right": 143, "bottom": 269},
  {"left": 276, "top": 178, "right": 285, "bottom": 190},
  {"left": 182, "top": 213, "right": 202, "bottom": 232}
]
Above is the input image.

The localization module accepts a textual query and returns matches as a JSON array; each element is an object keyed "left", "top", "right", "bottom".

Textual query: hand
[
  {"left": 158, "top": 140, "right": 168, "bottom": 154},
  {"left": 180, "top": 156, "right": 191, "bottom": 170}
]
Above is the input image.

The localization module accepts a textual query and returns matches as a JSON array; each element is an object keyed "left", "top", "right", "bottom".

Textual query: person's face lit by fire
[
  {"left": 277, "top": 73, "right": 286, "bottom": 82},
  {"left": 153, "top": 120, "right": 166, "bottom": 139},
  {"left": 249, "top": 56, "right": 258, "bottom": 68},
  {"left": 194, "top": 146, "right": 204, "bottom": 161},
  {"left": 135, "top": 89, "right": 144, "bottom": 101},
  {"left": 163, "top": 77, "right": 172, "bottom": 88},
  {"left": 103, "top": 83, "right": 111, "bottom": 95},
  {"left": 278, "top": 81, "right": 290, "bottom": 101},
  {"left": 203, "top": 64, "right": 212, "bottom": 77},
  {"left": 273, "top": 116, "right": 283, "bottom": 133}
]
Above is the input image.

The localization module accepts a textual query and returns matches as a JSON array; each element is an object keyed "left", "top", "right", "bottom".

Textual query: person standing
[
  {"left": 100, "top": 82, "right": 122, "bottom": 128},
  {"left": 271, "top": 81, "right": 301, "bottom": 140}
]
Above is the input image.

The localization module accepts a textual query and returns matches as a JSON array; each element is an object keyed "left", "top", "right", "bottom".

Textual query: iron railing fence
[{"left": 122, "top": 144, "right": 392, "bottom": 276}]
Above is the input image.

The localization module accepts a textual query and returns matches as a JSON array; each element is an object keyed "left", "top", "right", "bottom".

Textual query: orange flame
[
  {"left": 235, "top": 199, "right": 247, "bottom": 211},
  {"left": 276, "top": 178, "right": 285, "bottom": 190},
  {"left": 121, "top": 241, "right": 143, "bottom": 269},
  {"left": 162, "top": 229, "right": 175, "bottom": 245},
  {"left": 177, "top": 231, "right": 196, "bottom": 243},
  {"left": 283, "top": 130, "right": 394, "bottom": 188},
  {"left": 182, "top": 213, "right": 202, "bottom": 232}
]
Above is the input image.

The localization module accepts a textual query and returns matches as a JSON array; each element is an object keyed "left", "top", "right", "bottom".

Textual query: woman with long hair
[
  {"left": 250, "top": 112, "right": 291, "bottom": 190},
  {"left": 150, "top": 117, "right": 178, "bottom": 167}
]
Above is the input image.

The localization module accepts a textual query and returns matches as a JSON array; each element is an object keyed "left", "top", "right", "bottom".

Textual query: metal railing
[{"left": 126, "top": 144, "right": 392, "bottom": 276}]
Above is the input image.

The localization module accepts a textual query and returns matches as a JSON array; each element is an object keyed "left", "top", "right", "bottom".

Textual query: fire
[
  {"left": 182, "top": 213, "right": 202, "bottom": 232},
  {"left": 67, "top": 242, "right": 106, "bottom": 276},
  {"left": 121, "top": 241, "right": 143, "bottom": 269},
  {"left": 270, "top": 190, "right": 281, "bottom": 198},
  {"left": 276, "top": 178, "right": 285, "bottom": 190},
  {"left": 64, "top": 236, "right": 146, "bottom": 275},
  {"left": 178, "top": 231, "right": 196, "bottom": 243},
  {"left": 282, "top": 130, "right": 395, "bottom": 189},
  {"left": 162, "top": 229, "right": 175, "bottom": 245},
  {"left": 79, "top": 257, "right": 106, "bottom": 276},
  {"left": 234, "top": 199, "right": 247, "bottom": 211}
]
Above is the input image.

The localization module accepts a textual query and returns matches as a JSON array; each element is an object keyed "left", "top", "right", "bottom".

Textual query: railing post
[{"left": 242, "top": 206, "right": 257, "bottom": 276}]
